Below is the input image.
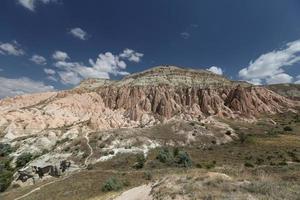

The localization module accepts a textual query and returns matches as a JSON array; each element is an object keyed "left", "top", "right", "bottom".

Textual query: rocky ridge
[{"left": 0, "top": 66, "right": 296, "bottom": 141}]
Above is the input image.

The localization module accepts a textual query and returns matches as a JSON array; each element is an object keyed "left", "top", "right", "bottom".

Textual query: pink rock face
[
  {"left": 0, "top": 66, "right": 296, "bottom": 139},
  {"left": 96, "top": 84, "right": 294, "bottom": 121}
]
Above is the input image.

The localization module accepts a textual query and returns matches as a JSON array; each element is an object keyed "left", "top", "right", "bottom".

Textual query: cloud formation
[
  {"left": 0, "top": 76, "right": 54, "bottom": 98},
  {"left": 30, "top": 54, "right": 47, "bottom": 65},
  {"left": 17, "top": 0, "right": 58, "bottom": 11},
  {"left": 119, "top": 49, "right": 144, "bottom": 63},
  {"left": 69, "top": 27, "right": 88, "bottom": 40},
  {"left": 207, "top": 66, "right": 223, "bottom": 75},
  {"left": 49, "top": 49, "right": 143, "bottom": 85},
  {"left": 239, "top": 40, "right": 300, "bottom": 85},
  {"left": 180, "top": 32, "right": 190, "bottom": 39},
  {"left": 0, "top": 41, "right": 25, "bottom": 56},
  {"left": 52, "top": 50, "right": 70, "bottom": 61}
]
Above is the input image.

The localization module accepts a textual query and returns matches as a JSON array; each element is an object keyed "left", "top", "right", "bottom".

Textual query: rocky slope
[
  {"left": 267, "top": 83, "right": 300, "bottom": 100},
  {"left": 0, "top": 66, "right": 296, "bottom": 141},
  {"left": 0, "top": 65, "right": 299, "bottom": 195}
]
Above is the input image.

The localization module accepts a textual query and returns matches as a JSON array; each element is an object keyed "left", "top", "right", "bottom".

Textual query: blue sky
[{"left": 0, "top": 0, "right": 300, "bottom": 98}]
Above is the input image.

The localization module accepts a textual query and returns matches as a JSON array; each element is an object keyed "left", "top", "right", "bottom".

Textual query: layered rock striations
[{"left": 0, "top": 66, "right": 296, "bottom": 140}]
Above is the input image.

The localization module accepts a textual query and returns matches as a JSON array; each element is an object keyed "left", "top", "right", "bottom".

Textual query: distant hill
[{"left": 267, "top": 83, "right": 300, "bottom": 100}]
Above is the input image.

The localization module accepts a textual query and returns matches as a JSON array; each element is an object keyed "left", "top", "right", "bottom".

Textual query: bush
[
  {"left": 101, "top": 177, "right": 123, "bottom": 192},
  {"left": 283, "top": 126, "right": 293, "bottom": 132},
  {"left": 156, "top": 148, "right": 173, "bottom": 164},
  {"left": 0, "top": 170, "right": 13, "bottom": 192},
  {"left": 255, "top": 158, "right": 264, "bottom": 165},
  {"left": 0, "top": 143, "right": 12, "bottom": 157},
  {"left": 134, "top": 153, "right": 146, "bottom": 169},
  {"left": 156, "top": 147, "right": 193, "bottom": 168},
  {"left": 244, "top": 162, "right": 254, "bottom": 168},
  {"left": 176, "top": 151, "right": 192, "bottom": 168},
  {"left": 204, "top": 161, "right": 216, "bottom": 169},
  {"left": 196, "top": 163, "right": 202, "bottom": 168},
  {"left": 238, "top": 132, "right": 247, "bottom": 144},
  {"left": 16, "top": 153, "right": 33, "bottom": 168},
  {"left": 144, "top": 171, "right": 152, "bottom": 180}
]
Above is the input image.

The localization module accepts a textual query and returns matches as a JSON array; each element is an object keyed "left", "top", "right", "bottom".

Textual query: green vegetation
[
  {"left": 0, "top": 170, "right": 13, "bottom": 192},
  {"left": 101, "top": 177, "right": 123, "bottom": 192},
  {"left": 143, "top": 171, "right": 152, "bottom": 180},
  {"left": 244, "top": 161, "right": 254, "bottom": 168},
  {"left": 0, "top": 143, "right": 12, "bottom": 157},
  {"left": 156, "top": 147, "right": 192, "bottom": 168},
  {"left": 133, "top": 153, "right": 146, "bottom": 169},
  {"left": 0, "top": 158, "right": 14, "bottom": 192},
  {"left": 283, "top": 126, "right": 293, "bottom": 132},
  {"left": 16, "top": 153, "right": 33, "bottom": 168},
  {"left": 176, "top": 151, "right": 192, "bottom": 167}
]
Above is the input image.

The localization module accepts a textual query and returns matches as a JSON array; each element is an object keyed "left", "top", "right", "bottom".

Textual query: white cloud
[
  {"left": 0, "top": 68, "right": 3, "bottom": 72},
  {"left": 206, "top": 66, "right": 223, "bottom": 75},
  {"left": 180, "top": 32, "right": 190, "bottom": 39},
  {"left": 17, "top": 0, "right": 58, "bottom": 11},
  {"left": 69, "top": 27, "right": 88, "bottom": 40},
  {"left": 0, "top": 41, "right": 25, "bottom": 56},
  {"left": 44, "top": 68, "right": 55, "bottom": 75},
  {"left": 239, "top": 39, "right": 300, "bottom": 85},
  {"left": 119, "top": 49, "right": 143, "bottom": 63},
  {"left": 30, "top": 54, "right": 47, "bottom": 65},
  {"left": 58, "top": 71, "right": 82, "bottom": 85},
  {"left": 52, "top": 50, "right": 69, "bottom": 61},
  {"left": 266, "top": 73, "right": 293, "bottom": 85},
  {"left": 52, "top": 49, "right": 141, "bottom": 85},
  {"left": 0, "top": 76, "right": 54, "bottom": 98},
  {"left": 43, "top": 68, "right": 57, "bottom": 81},
  {"left": 246, "top": 78, "right": 263, "bottom": 85}
]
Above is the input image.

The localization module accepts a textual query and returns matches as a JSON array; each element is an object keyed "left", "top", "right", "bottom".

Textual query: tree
[{"left": 16, "top": 153, "right": 32, "bottom": 168}]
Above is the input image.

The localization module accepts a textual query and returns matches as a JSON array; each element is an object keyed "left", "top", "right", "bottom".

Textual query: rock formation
[{"left": 0, "top": 66, "right": 296, "bottom": 140}]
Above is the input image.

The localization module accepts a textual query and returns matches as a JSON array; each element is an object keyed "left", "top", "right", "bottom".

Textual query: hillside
[
  {"left": 0, "top": 66, "right": 299, "bottom": 200},
  {"left": 267, "top": 83, "right": 300, "bottom": 100}
]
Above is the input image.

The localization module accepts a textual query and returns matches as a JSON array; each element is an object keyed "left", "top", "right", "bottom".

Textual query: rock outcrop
[{"left": 0, "top": 66, "right": 296, "bottom": 140}]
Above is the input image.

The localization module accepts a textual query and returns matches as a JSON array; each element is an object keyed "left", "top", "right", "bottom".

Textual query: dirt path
[
  {"left": 14, "top": 131, "right": 94, "bottom": 200},
  {"left": 113, "top": 184, "right": 153, "bottom": 200},
  {"left": 84, "top": 131, "right": 93, "bottom": 167}
]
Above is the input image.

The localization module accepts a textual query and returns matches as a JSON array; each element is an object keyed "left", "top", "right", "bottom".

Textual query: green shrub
[
  {"left": 0, "top": 143, "right": 12, "bottom": 157},
  {"left": 244, "top": 162, "right": 254, "bottom": 168},
  {"left": 156, "top": 148, "right": 173, "bottom": 164},
  {"left": 173, "top": 147, "right": 180, "bottom": 157},
  {"left": 196, "top": 163, "right": 202, "bottom": 168},
  {"left": 144, "top": 171, "right": 152, "bottom": 180},
  {"left": 176, "top": 151, "right": 192, "bottom": 168},
  {"left": 283, "top": 126, "right": 293, "bottom": 132},
  {"left": 134, "top": 153, "right": 146, "bottom": 169},
  {"left": 255, "top": 157, "right": 264, "bottom": 165},
  {"left": 101, "top": 177, "right": 123, "bottom": 192},
  {"left": 205, "top": 161, "right": 216, "bottom": 169},
  {"left": 156, "top": 147, "right": 193, "bottom": 168},
  {"left": 16, "top": 153, "right": 33, "bottom": 168},
  {"left": 0, "top": 170, "right": 13, "bottom": 192},
  {"left": 238, "top": 132, "right": 247, "bottom": 144}
]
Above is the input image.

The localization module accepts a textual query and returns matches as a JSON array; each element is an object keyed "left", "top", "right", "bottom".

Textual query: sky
[{"left": 0, "top": 0, "right": 300, "bottom": 98}]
